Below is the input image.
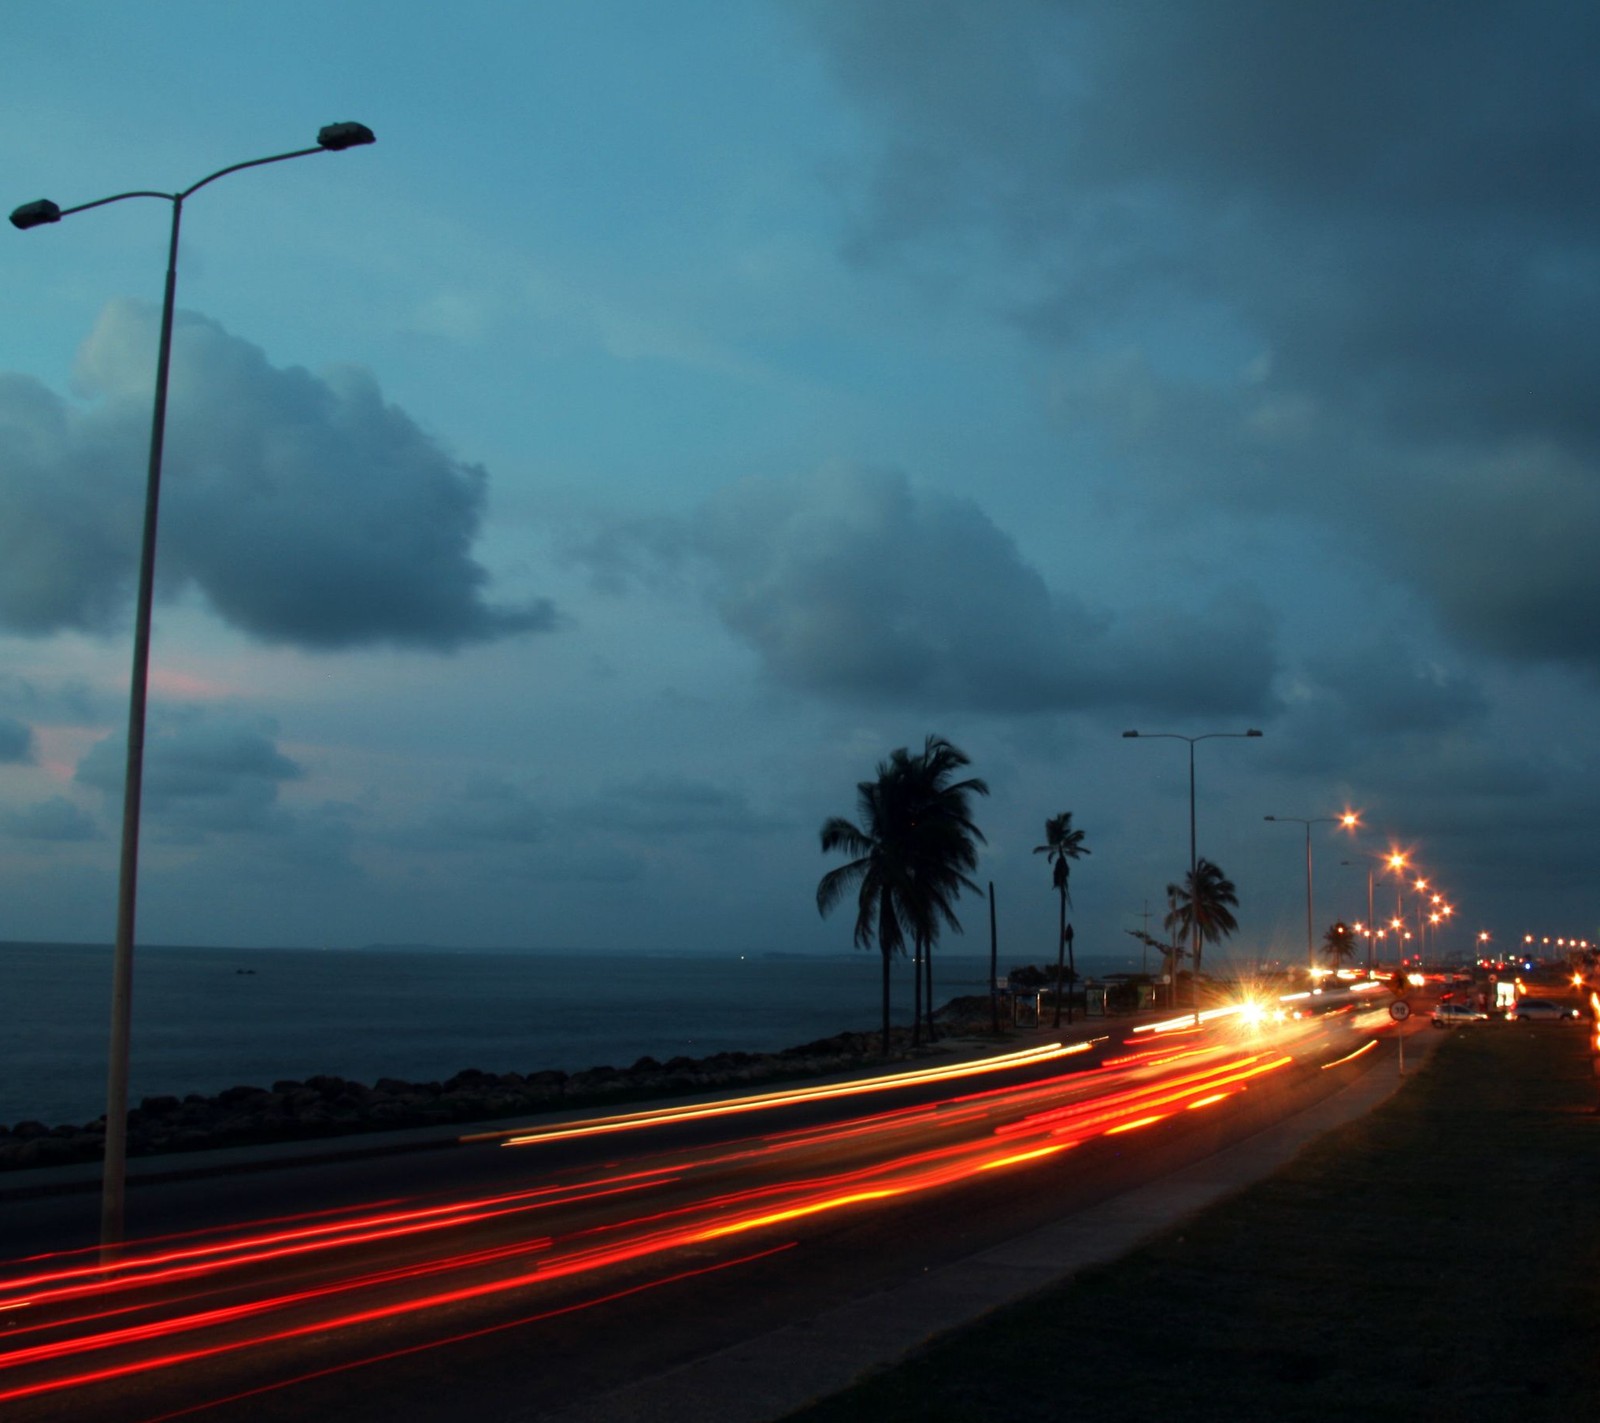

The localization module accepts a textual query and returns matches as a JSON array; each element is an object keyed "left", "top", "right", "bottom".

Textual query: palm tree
[
  {"left": 1164, "top": 858, "right": 1240, "bottom": 1005},
  {"left": 1034, "top": 812, "right": 1090, "bottom": 1027},
  {"left": 817, "top": 736, "right": 988, "bottom": 1052},
  {"left": 1322, "top": 920, "right": 1357, "bottom": 970}
]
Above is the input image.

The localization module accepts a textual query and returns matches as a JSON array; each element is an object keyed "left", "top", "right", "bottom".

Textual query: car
[
  {"left": 1432, "top": 1002, "right": 1489, "bottom": 1028},
  {"left": 1507, "top": 998, "right": 1581, "bottom": 1022}
]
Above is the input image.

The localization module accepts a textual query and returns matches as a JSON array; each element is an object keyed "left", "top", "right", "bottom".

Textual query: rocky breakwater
[{"left": 0, "top": 1026, "right": 928, "bottom": 1172}]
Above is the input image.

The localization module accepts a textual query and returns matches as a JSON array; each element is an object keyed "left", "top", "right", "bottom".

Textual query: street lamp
[
  {"left": 11, "top": 123, "right": 376, "bottom": 1251},
  {"left": 1264, "top": 813, "right": 1357, "bottom": 978},
  {"left": 1343, "top": 852, "right": 1382, "bottom": 974},
  {"left": 1122, "top": 728, "right": 1263, "bottom": 1018}
]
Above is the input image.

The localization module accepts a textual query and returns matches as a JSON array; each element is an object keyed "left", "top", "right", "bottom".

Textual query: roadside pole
[{"left": 1391, "top": 999, "right": 1411, "bottom": 1075}]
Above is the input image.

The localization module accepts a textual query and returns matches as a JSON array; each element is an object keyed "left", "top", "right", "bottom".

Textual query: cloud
[
  {"left": 420, "top": 778, "right": 548, "bottom": 846},
  {"left": 1305, "top": 639, "right": 1489, "bottom": 740},
  {"left": 0, "top": 714, "right": 34, "bottom": 764},
  {"left": 799, "top": 1, "right": 1600, "bottom": 678},
  {"left": 578, "top": 774, "right": 790, "bottom": 837},
  {"left": 0, "top": 302, "right": 559, "bottom": 650},
  {"left": 3, "top": 795, "right": 97, "bottom": 842},
  {"left": 576, "top": 463, "right": 1278, "bottom": 716},
  {"left": 75, "top": 714, "right": 303, "bottom": 840}
]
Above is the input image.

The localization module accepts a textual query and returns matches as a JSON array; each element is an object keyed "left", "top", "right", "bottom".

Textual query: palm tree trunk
[
  {"left": 1066, "top": 925, "right": 1077, "bottom": 1025},
  {"left": 1053, "top": 886, "right": 1066, "bottom": 1029},
  {"left": 878, "top": 897, "right": 895, "bottom": 1055},
  {"left": 912, "top": 941, "right": 924, "bottom": 1047},
  {"left": 880, "top": 945, "right": 892, "bottom": 1055},
  {"left": 924, "top": 935, "right": 936, "bottom": 1042}
]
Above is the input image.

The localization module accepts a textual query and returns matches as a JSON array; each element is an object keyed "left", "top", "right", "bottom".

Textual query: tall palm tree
[
  {"left": 904, "top": 737, "right": 989, "bottom": 1039},
  {"left": 1034, "top": 812, "right": 1090, "bottom": 1027},
  {"left": 817, "top": 736, "right": 988, "bottom": 1052},
  {"left": 1164, "top": 858, "right": 1240, "bottom": 1004}
]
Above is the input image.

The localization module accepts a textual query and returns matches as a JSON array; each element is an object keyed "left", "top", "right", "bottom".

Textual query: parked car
[
  {"left": 1432, "top": 1002, "right": 1489, "bottom": 1028},
  {"left": 1507, "top": 998, "right": 1581, "bottom": 1022}
]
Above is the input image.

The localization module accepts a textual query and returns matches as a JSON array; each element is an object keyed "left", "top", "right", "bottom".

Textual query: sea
[{"left": 0, "top": 942, "right": 1140, "bottom": 1129}]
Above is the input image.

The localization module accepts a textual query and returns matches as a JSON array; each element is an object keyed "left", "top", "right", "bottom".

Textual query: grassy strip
[{"left": 784, "top": 1024, "right": 1600, "bottom": 1423}]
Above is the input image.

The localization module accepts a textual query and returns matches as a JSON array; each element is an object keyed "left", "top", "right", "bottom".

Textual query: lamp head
[
  {"left": 317, "top": 122, "right": 376, "bottom": 151},
  {"left": 10, "top": 199, "right": 61, "bottom": 230},
  {"left": 1246, "top": 729, "right": 1263, "bottom": 737},
  {"left": 1121, "top": 730, "right": 1139, "bottom": 738}
]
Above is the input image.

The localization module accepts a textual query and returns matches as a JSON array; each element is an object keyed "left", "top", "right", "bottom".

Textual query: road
[{"left": 0, "top": 993, "right": 1411, "bottom": 1422}]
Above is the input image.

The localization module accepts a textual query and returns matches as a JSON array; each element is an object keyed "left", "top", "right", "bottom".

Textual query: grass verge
[{"left": 782, "top": 1022, "right": 1600, "bottom": 1423}]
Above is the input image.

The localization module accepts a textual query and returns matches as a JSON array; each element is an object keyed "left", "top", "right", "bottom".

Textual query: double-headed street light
[
  {"left": 1264, "top": 813, "right": 1358, "bottom": 978},
  {"left": 1122, "top": 729, "right": 1263, "bottom": 1018},
  {"left": 11, "top": 123, "right": 376, "bottom": 1251}
]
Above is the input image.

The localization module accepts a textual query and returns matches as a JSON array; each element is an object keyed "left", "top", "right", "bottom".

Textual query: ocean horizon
[{"left": 0, "top": 941, "right": 1144, "bottom": 1128}]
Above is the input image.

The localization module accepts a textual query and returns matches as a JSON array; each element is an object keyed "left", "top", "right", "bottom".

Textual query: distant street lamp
[
  {"left": 1264, "top": 813, "right": 1358, "bottom": 977},
  {"left": 1122, "top": 728, "right": 1263, "bottom": 1019},
  {"left": 11, "top": 123, "right": 376, "bottom": 1251}
]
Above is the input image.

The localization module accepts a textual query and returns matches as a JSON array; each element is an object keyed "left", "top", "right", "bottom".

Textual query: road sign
[{"left": 1389, "top": 1001, "right": 1411, "bottom": 1021}]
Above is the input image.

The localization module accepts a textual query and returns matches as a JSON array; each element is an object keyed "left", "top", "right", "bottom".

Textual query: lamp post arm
[
  {"left": 180, "top": 145, "right": 326, "bottom": 201},
  {"left": 54, "top": 190, "right": 175, "bottom": 218},
  {"left": 47, "top": 144, "right": 333, "bottom": 223}
]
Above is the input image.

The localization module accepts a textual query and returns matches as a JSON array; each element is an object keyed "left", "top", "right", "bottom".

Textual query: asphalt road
[{"left": 0, "top": 1001, "right": 1414, "bottom": 1422}]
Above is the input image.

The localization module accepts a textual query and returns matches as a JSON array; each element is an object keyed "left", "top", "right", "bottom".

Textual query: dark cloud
[
  {"left": 1306, "top": 640, "right": 1489, "bottom": 740},
  {"left": 399, "top": 779, "right": 646, "bottom": 886},
  {"left": 0, "top": 714, "right": 33, "bottom": 764},
  {"left": 3, "top": 795, "right": 98, "bottom": 842},
  {"left": 800, "top": 1, "right": 1600, "bottom": 677},
  {"left": 577, "top": 463, "right": 1278, "bottom": 717},
  {"left": 0, "top": 302, "right": 558, "bottom": 650},
  {"left": 75, "top": 714, "right": 303, "bottom": 840},
  {"left": 579, "top": 774, "right": 790, "bottom": 836},
  {"left": 421, "top": 778, "right": 548, "bottom": 846},
  {"left": 0, "top": 673, "right": 100, "bottom": 725}
]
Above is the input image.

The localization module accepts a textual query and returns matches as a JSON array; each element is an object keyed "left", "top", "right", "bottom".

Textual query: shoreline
[{"left": 1, "top": 998, "right": 1008, "bottom": 1172}]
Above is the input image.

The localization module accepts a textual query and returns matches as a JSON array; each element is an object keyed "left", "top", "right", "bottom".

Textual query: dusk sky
[{"left": 2, "top": 1, "right": 1596, "bottom": 968}]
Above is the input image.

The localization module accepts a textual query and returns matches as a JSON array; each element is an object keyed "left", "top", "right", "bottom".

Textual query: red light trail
[{"left": 0, "top": 1014, "right": 1383, "bottom": 1417}]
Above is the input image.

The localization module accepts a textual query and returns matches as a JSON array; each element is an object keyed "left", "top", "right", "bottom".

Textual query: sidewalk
[{"left": 535, "top": 1022, "right": 1443, "bottom": 1423}]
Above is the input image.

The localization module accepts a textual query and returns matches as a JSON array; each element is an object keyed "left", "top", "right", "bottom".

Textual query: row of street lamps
[
  {"left": 1119, "top": 727, "right": 1466, "bottom": 992},
  {"left": 1320, "top": 845, "right": 1466, "bottom": 978}
]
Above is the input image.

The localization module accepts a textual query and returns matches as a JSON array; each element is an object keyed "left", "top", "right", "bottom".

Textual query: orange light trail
[
  {"left": 481, "top": 1040, "right": 1088, "bottom": 1149},
  {"left": 978, "top": 1143, "right": 1075, "bottom": 1170},
  {"left": 1104, "top": 1114, "right": 1167, "bottom": 1134},
  {"left": 1321, "top": 1040, "right": 1378, "bottom": 1069}
]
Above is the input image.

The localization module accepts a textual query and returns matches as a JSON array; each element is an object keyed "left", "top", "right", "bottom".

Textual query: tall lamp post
[
  {"left": 1122, "top": 729, "right": 1263, "bottom": 1019},
  {"left": 1264, "top": 813, "right": 1357, "bottom": 978},
  {"left": 1341, "top": 856, "right": 1379, "bottom": 974},
  {"left": 11, "top": 123, "right": 376, "bottom": 1250}
]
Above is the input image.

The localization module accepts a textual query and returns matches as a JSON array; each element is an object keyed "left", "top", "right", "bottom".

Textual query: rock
[{"left": 2, "top": 1002, "right": 943, "bottom": 1172}]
